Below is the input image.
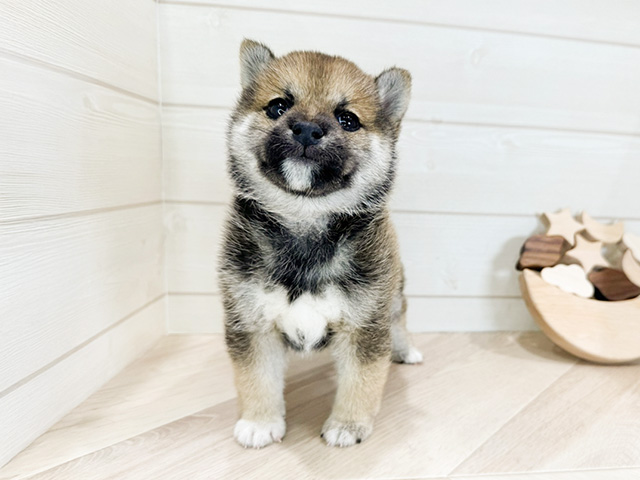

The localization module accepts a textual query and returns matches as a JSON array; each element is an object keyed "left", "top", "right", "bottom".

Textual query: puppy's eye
[
  {"left": 265, "top": 98, "right": 291, "bottom": 119},
  {"left": 336, "top": 111, "right": 360, "bottom": 132}
]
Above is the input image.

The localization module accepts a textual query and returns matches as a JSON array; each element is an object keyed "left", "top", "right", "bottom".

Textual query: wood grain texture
[
  {"left": 520, "top": 270, "right": 640, "bottom": 364},
  {"left": 0, "top": 205, "right": 164, "bottom": 393},
  {"left": 0, "top": 0, "right": 158, "bottom": 100},
  {"left": 161, "top": 0, "right": 640, "bottom": 47},
  {"left": 2, "top": 333, "right": 584, "bottom": 479},
  {"left": 159, "top": 4, "right": 640, "bottom": 134},
  {"left": 589, "top": 268, "right": 640, "bottom": 301},
  {"left": 0, "top": 56, "right": 162, "bottom": 222},
  {"left": 453, "top": 361, "right": 640, "bottom": 474},
  {"left": 161, "top": 106, "right": 640, "bottom": 219},
  {"left": 0, "top": 0, "right": 163, "bottom": 471},
  {"left": 0, "top": 334, "right": 223, "bottom": 478},
  {"left": 0, "top": 298, "right": 165, "bottom": 471},
  {"left": 166, "top": 293, "right": 536, "bottom": 333},
  {"left": 517, "top": 235, "right": 565, "bottom": 270}
]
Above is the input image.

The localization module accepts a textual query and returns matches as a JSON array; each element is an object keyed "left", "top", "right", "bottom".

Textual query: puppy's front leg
[
  {"left": 322, "top": 325, "right": 391, "bottom": 447},
  {"left": 227, "top": 327, "right": 287, "bottom": 448}
]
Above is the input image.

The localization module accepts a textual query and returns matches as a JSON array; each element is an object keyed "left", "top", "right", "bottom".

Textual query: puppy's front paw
[
  {"left": 392, "top": 346, "right": 423, "bottom": 364},
  {"left": 403, "top": 346, "right": 423, "bottom": 364},
  {"left": 321, "top": 418, "right": 373, "bottom": 447},
  {"left": 234, "top": 418, "right": 286, "bottom": 448}
]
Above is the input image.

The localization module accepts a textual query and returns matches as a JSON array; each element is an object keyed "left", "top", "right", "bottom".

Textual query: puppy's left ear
[
  {"left": 239, "top": 39, "right": 275, "bottom": 89},
  {"left": 375, "top": 68, "right": 411, "bottom": 124}
]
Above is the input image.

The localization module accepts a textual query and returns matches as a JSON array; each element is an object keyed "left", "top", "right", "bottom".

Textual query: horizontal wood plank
[
  {"left": 162, "top": 107, "right": 231, "bottom": 206},
  {"left": 159, "top": 4, "right": 640, "bottom": 134},
  {"left": 0, "top": 0, "right": 158, "bottom": 100},
  {"left": 0, "top": 205, "right": 164, "bottom": 393},
  {"left": 164, "top": 203, "right": 640, "bottom": 300},
  {"left": 164, "top": 203, "right": 227, "bottom": 294},
  {"left": 166, "top": 293, "right": 535, "bottom": 333},
  {"left": 0, "top": 56, "right": 162, "bottom": 222},
  {"left": 0, "top": 298, "right": 165, "bottom": 470},
  {"left": 162, "top": 0, "right": 640, "bottom": 47},
  {"left": 161, "top": 106, "right": 640, "bottom": 218}
]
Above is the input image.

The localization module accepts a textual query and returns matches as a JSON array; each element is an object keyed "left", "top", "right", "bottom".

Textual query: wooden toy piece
[
  {"left": 543, "top": 208, "right": 584, "bottom": 246},
  {"left": 602, "top": 242, "right": 624, "bottom": 269},
  {"left": 540, "top": 264, "right": 594, "bottom": 298},
  {"left": 563, "top": 234, "right": 609, "bottom": 273},
  {"left": 520, "top": 269, "right": 640, "bottom": 364},
  {"left": 623, "top": 232, "right": 640, "bottom": 262},
  {"left": 580, "top": 212, "right": 624, "bottom": 244},
  {"left": 622, "top": 249, "right": 640, "bottom": 288},
  {"left": 588, "top": 267, "right": 640, "bottom": 301},
  {"left": 516, "top": 235, "right": 565, "bottom": 270}
]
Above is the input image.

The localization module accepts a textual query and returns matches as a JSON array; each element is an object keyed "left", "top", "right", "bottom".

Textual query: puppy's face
[{"left": 228, "top": 40, "right": 411, "bottom": 216}]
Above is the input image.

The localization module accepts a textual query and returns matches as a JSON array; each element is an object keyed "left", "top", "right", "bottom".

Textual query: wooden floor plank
[
  {"left": 8, "top": 333, "right": 580, "bottom": 480},
  {"left": 452, "top": 468, "right": 640, "bottom": 480},
  {"left": 0, "top": 336, "right": 233, "bottom": 479},
  {"left": 453, "top": 361, "right": 640, "bottom": 475}
]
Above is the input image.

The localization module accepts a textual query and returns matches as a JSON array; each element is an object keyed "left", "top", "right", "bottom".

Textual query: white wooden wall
[
  {"left": 159, "top": 0, "right": 640, "bottom": 333},
  {"left": 0, "top": 1, "right": 165, "bottom": 467}
]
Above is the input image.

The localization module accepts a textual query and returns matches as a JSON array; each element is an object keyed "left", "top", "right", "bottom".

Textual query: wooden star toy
[
  {"left": 543, "top": 208, "right": 584, "bottom": 246},
  {"left": 580, "top": 212, "right": 624, "bottom": 244},
  {"left": 563, "top": 234, "right": 609, "bottom": 273}
]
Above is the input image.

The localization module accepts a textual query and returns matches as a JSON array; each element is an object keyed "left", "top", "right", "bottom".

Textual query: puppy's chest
[
  {"left": 258, "top": 284, "right": 348, "bottom": 351},
  {"left": 263, "top": 229, "right": 347, "bottom": 299},
  {"left": 255, "top": 225, "right": 357, "bottom": 351}
]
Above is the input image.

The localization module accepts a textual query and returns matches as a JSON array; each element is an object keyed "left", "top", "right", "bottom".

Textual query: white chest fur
[{"left": 258, "top": 285, "right": 347, "bottom": 352}]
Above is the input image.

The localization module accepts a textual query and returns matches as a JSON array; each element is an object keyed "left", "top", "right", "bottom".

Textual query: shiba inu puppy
[{"left": 219, "top": 39, "right": 422, "bottom": 448}]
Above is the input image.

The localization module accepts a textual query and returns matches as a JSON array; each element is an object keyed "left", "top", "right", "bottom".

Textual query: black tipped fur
[{"left": 221, "top": 197, "right": 383, "bottom": 302}]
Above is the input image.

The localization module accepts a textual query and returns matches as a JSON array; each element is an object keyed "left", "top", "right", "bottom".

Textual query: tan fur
[
  {"left": 220, "top": 39, "right": 420, "bottom": 449},
  {"left": 232, "top": 329, "right": 287, "bottom": 421},
  {"left": 322, "top": 331, "right": 392, "bottom": 445},
  {"left": 250, "top": 52, "right": 381, "bottom": 132}
]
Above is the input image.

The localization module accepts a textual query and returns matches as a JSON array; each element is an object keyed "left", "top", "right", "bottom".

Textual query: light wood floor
[{"left": 3, "top": 333, "right": 640, "bottom": 480}]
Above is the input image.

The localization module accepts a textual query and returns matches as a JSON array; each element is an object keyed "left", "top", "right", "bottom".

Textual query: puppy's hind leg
[
  {"left": 390, "top": 293, "right": 423, "bottom": 364},
  {"left": 227, "top": 325, "right": 288, "bottom": 448}
]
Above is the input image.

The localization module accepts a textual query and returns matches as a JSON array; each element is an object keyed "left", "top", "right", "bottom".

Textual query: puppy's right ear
[{"left": 239, "top": 39, "right": 275, "bottom": 89}]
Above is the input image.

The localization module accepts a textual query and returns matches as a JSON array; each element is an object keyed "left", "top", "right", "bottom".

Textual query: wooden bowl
[{"left": 519, "top": 269, "right": 640, "bottom": 364}]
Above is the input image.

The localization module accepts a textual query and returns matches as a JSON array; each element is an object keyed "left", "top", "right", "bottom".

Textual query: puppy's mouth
[{"left": 259, "top": 133, "right": 354, "bottom": 197}]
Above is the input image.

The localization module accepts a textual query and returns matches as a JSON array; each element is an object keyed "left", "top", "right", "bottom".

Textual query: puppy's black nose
[{"left": 291, "top": 121, "right": 324, "bottom": 146}]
